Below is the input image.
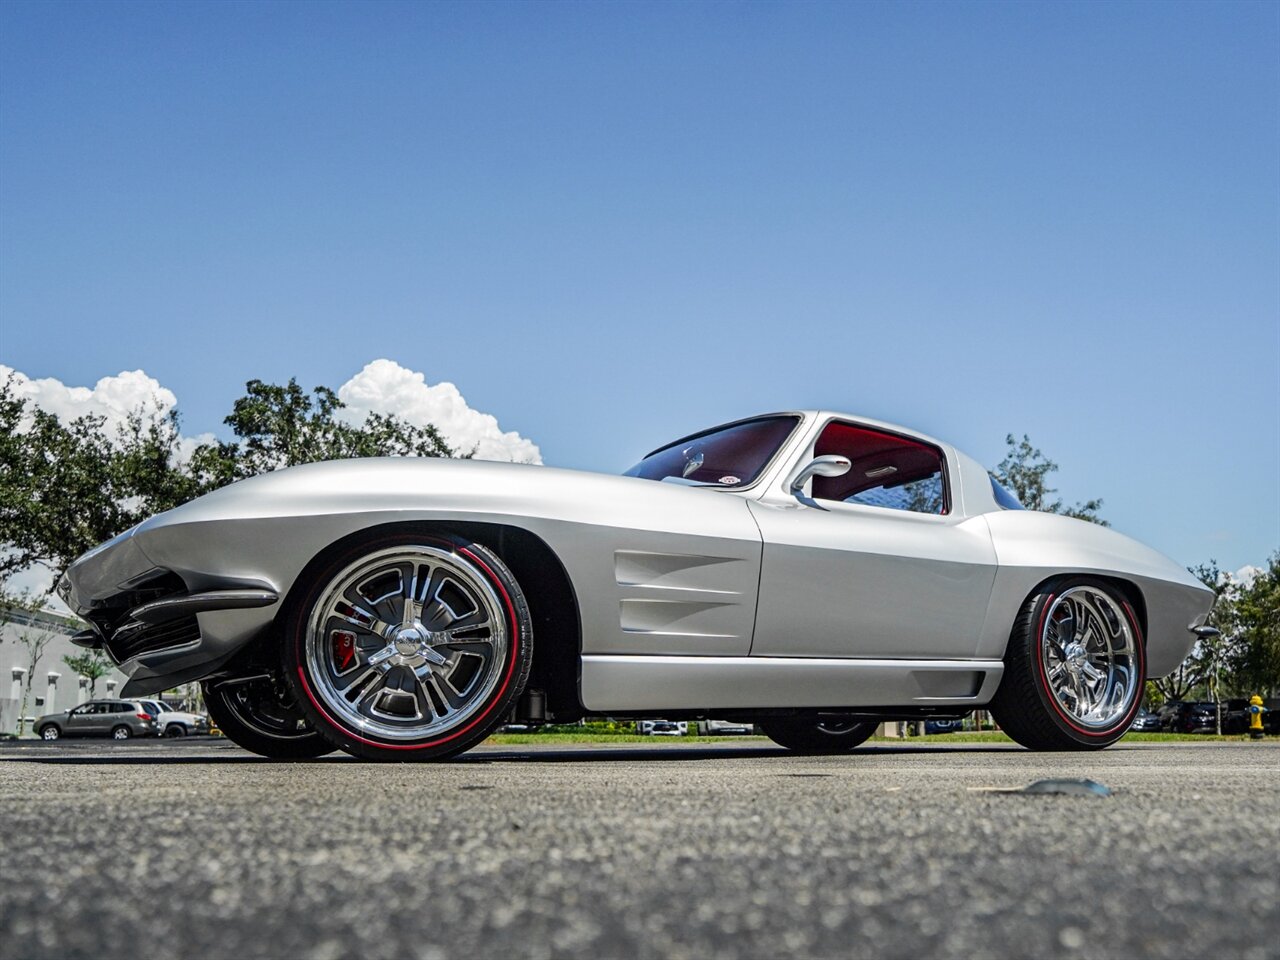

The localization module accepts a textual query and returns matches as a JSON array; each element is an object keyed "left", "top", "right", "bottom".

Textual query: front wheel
[
  {"left": 39, "top": 725, "right": 60, "bottom": 741},
  {"left": 988, "top": 578, "right": 1145, "bottom": 751},
  {"left": 283, "top": 531, "right": 533, "bottom": 762},
  {"left": 761, "top": 717, "right": 877, "bottom": 754},
  {"left": 164, "top": 724, "right": 187, "bottom": 738},
  {"left": 203, "top": 676, "right": 335, "bottom": 759}
]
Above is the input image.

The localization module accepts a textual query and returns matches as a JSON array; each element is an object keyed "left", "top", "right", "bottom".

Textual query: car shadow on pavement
[{"left": 0, "top": 742, "right": 1029, "bottom": 765}]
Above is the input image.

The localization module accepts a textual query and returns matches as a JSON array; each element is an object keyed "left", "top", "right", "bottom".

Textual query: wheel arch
[
  {"left": 275, "top": 519, "right": 585, "bottom": 721},
  {"left": 1010, "top": 572, "right": 1149, "bottom": 649}
]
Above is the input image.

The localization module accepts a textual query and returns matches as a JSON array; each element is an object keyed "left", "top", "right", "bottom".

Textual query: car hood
[{"left": 135, "top": 456, "right": 737, "bottom": 529}]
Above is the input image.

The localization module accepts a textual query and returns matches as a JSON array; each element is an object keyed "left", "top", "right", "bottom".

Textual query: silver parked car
[
  {"left": 35, "top": 700, "right": 157, "bottom": 741},
  {"left": 136, "top": 699, "right": 211, "bottom": 737},
  {"left": 57, "top": 411, "right": 1214, "bottom": 761}
]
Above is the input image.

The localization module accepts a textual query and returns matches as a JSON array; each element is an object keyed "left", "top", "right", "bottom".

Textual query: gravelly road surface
[{"left": 0, "top": 738, "right": 1276, "bottom": 960}]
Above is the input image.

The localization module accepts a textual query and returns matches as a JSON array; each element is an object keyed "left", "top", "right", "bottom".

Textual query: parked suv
[
  {"left": 137, "top": 699, "right": 210, "bottom": 738},
  {"left": 35, "top": 700, "right": 157, "bottom": 741}
]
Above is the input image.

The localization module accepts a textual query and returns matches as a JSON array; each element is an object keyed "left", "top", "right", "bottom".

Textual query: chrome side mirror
[{"left": 790, "top": 455, "right": 852, "bottom": 495}]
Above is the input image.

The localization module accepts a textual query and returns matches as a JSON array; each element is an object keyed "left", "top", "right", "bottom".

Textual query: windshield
[{"left": 624, "top": 416, "right": 800, "bottom": 488}]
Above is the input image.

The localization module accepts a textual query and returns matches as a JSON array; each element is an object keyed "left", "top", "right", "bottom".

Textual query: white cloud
[
  {"left": 3, "top": 360, "right": 541, "bottom": 465},
  {"left": 1, "top": 364, "right": 175, "bottom": 434},
  {"left": 1232, "top": 565, "right": 1263, "bottom": 589},
  {"left": 338, "top": 359, "right": 541, "bottom": 464}
]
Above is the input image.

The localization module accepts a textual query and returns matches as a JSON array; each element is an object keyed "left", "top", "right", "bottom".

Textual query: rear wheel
[
  {"left": 761, "top": 717, "right": 877, "bottom": 754},
  {"left": 283, "top": 531, "right": 533, "bottom": 762},
  {"left": 111, "top": 725, "right": 131, "bottom": 740},
  {"left": 988, "top": 578, "right": 1145, "bottom": 751},
  {"left": 203, "top": 676, "right": 335, "bottom": 759}
]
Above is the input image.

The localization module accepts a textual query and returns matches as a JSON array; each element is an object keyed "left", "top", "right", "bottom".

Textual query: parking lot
[{"left": 1, "top": 738, "right": 1276, "bottom": 960}]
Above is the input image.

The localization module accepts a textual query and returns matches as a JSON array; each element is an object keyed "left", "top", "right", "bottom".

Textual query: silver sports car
[{"left": 58, "top": 411, "right": 1214, "bottom": 760}]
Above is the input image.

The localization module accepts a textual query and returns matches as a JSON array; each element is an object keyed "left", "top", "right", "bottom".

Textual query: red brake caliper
[{"left": 332, "top": 631, "right": 356, "bottom": 671}]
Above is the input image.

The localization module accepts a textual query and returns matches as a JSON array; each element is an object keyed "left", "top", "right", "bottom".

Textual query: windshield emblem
[{"left": 719, "top": 475, "right": 741, "bottom": 485}]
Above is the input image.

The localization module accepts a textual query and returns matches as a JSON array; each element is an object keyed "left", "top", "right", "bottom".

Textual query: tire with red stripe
[
  {"left": 282, "top": 530, "right": 533, "bottom": 762},
  {"left": 989, "top": 577, "right": 1145, "bottom": 751}
]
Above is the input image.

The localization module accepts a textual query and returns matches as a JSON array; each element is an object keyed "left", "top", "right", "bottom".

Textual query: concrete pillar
[
  {"left": 9, "top": 668, "right": 24, "bottom": 731},
  {"left": 46, "top": 672, "right": 60, "bottom": 713},
  {"left": 78, "top": 677, "right": 89, "bottom": 704}
]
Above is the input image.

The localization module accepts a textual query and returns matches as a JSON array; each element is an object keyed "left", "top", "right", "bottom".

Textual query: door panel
[{"left": 748, "top": 499, "right": 997, "bottom": 659}]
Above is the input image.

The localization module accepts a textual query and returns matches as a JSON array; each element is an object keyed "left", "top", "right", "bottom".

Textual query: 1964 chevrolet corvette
[{"left": 59, "top": 411, "right": 1214, "bottom": 761}]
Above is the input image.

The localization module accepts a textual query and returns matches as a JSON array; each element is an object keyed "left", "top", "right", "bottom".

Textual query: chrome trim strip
[{"left": 128, "top": 589, "right": 279, "bottom": 625}]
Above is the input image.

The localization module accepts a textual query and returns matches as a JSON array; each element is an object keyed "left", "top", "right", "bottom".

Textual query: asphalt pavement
[{"left": 0, "top": 738, "right": 1276, "bottom": 960}]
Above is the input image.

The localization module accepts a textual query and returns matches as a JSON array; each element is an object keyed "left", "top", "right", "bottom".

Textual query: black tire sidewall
[
  {"left": 283, "top": 530, "right": 533, "bottom": 762},
  {"left": 762, "top": 718, "right": 877, "bottom": 754},
  {"left": 111, "top": 726, "right": 130, "bottom": 740},
  {"left": 202, "top": 679, "right": 335, "bottom": 760}
]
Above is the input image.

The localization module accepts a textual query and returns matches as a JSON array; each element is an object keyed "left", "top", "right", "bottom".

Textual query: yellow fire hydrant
[{"left": 1248, "top": 695, "right": 1266, "bottom": 740}]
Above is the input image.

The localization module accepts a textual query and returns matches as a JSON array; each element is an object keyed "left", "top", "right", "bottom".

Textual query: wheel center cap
[
  {"left": 1064, "top": 643, "right": 1086, "bottom": 667},
  {"left": 394, "top": 626, "right": 425, "bottom": 655}
]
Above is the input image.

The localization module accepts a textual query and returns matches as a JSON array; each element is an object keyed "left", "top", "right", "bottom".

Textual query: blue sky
[{"left": 1, "top": 0, "right": 1277, "bottom": 572}]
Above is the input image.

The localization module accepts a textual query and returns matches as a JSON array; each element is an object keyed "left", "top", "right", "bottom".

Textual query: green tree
[
  {"left": 993, "top": 434, "right": 1107, "bottom": 525},
  {"left": 63, "top": 650, "right": 112, "bottom": 698},
  {"left": 214, "top": 378, "right": 454, "bottom": 481},
  {"left": 0, "top": 374, "right": 457, "bottom": 592},
  {"left": 1233, "top": 555, "right": 1280, "bottom": 697}
]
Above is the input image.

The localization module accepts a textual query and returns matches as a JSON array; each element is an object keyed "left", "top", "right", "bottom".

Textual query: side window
[
  {"left": 810, "top": 421, "right": 948, "bottom": 514},
  {"left": 112, "top": 703, "right": 130, "bottom": 713}
]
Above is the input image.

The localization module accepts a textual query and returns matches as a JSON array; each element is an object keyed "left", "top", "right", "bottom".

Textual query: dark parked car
[
  {"left": 1161, "top": 701, "right": 1217, "bottom": 733},
  {"left": 35, "top": 700, "right": 157, "bottom": 741},
  {"left": 1130, "top": 708, "right": 1162, "bottom": 732}
]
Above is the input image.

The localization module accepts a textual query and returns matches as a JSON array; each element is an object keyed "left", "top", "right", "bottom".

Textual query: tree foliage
[
  {"left": 1232, "top": 555, "right": 1280, "bottom": 696},
  {"left": 1153, "top": 557, "right": 1280, "bottom": 702},
  {"left": 63, "top": 650, "right": 113, "bottom": 698},
  {"left": 0, "top": 374, "right": 456, "bottom": 590},
  {"left": 993, "top": 434, "right": 1107, "bottom": 525}
]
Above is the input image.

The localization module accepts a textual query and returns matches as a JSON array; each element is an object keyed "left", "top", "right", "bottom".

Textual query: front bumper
[{"left": 60, "top": 527, "right": 281, "bottom": 696}]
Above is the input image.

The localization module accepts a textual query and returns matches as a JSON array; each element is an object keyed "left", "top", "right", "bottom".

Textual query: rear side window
[
  {"left": 810, "top": 421, "right": 948, "bottom": 514},
  {"left": 990, "top": 476, "right": 1024, "bottom": 510}
]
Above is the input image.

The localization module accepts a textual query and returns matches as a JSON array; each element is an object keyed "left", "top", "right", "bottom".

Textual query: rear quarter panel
[{"left": 981, "top": 511, "right": 1214, "bottom": 676}]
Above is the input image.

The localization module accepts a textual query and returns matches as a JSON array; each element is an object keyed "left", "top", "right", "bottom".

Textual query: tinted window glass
[
  {"left": 810, "top": 422, "right": 948, "bottom": 514},
  {"left": 990, "top": 476, "right": 1024, "bottom": 510},
  {"left": 624, "top": 417, "right": 799, "bottom": 488}
]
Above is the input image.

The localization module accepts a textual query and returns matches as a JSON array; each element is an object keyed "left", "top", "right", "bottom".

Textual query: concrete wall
[{"left": 1, "top": 609, "right": 130, "bottom": 733}]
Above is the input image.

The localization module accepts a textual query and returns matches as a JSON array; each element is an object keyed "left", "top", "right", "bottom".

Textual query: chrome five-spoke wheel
[
  {"left": 285, "top": 532, "right": 532, "bottom": 761},
  {"left": 1039, "top": 586, "right": 1139, "bottom": 731},
  {"left": 990, "top": 578, "right": 1146, "bottom": 751}
]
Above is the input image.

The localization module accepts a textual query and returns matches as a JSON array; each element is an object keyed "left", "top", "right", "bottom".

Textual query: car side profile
[
  {"left": 58, "top": 411, "right": 1214, "bottom": 761},
  {"left": 35, "top": 699, "right": 157, "bottom": 741}
]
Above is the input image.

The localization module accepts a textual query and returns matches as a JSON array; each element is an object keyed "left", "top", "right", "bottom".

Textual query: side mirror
[{"left": 790, "top": 455, "right": 852, "bottom": 495}]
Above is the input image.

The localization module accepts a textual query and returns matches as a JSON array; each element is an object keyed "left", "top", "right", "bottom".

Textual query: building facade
[{"left": 1, "top": 607, "right": 130, "bottom": 733}]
